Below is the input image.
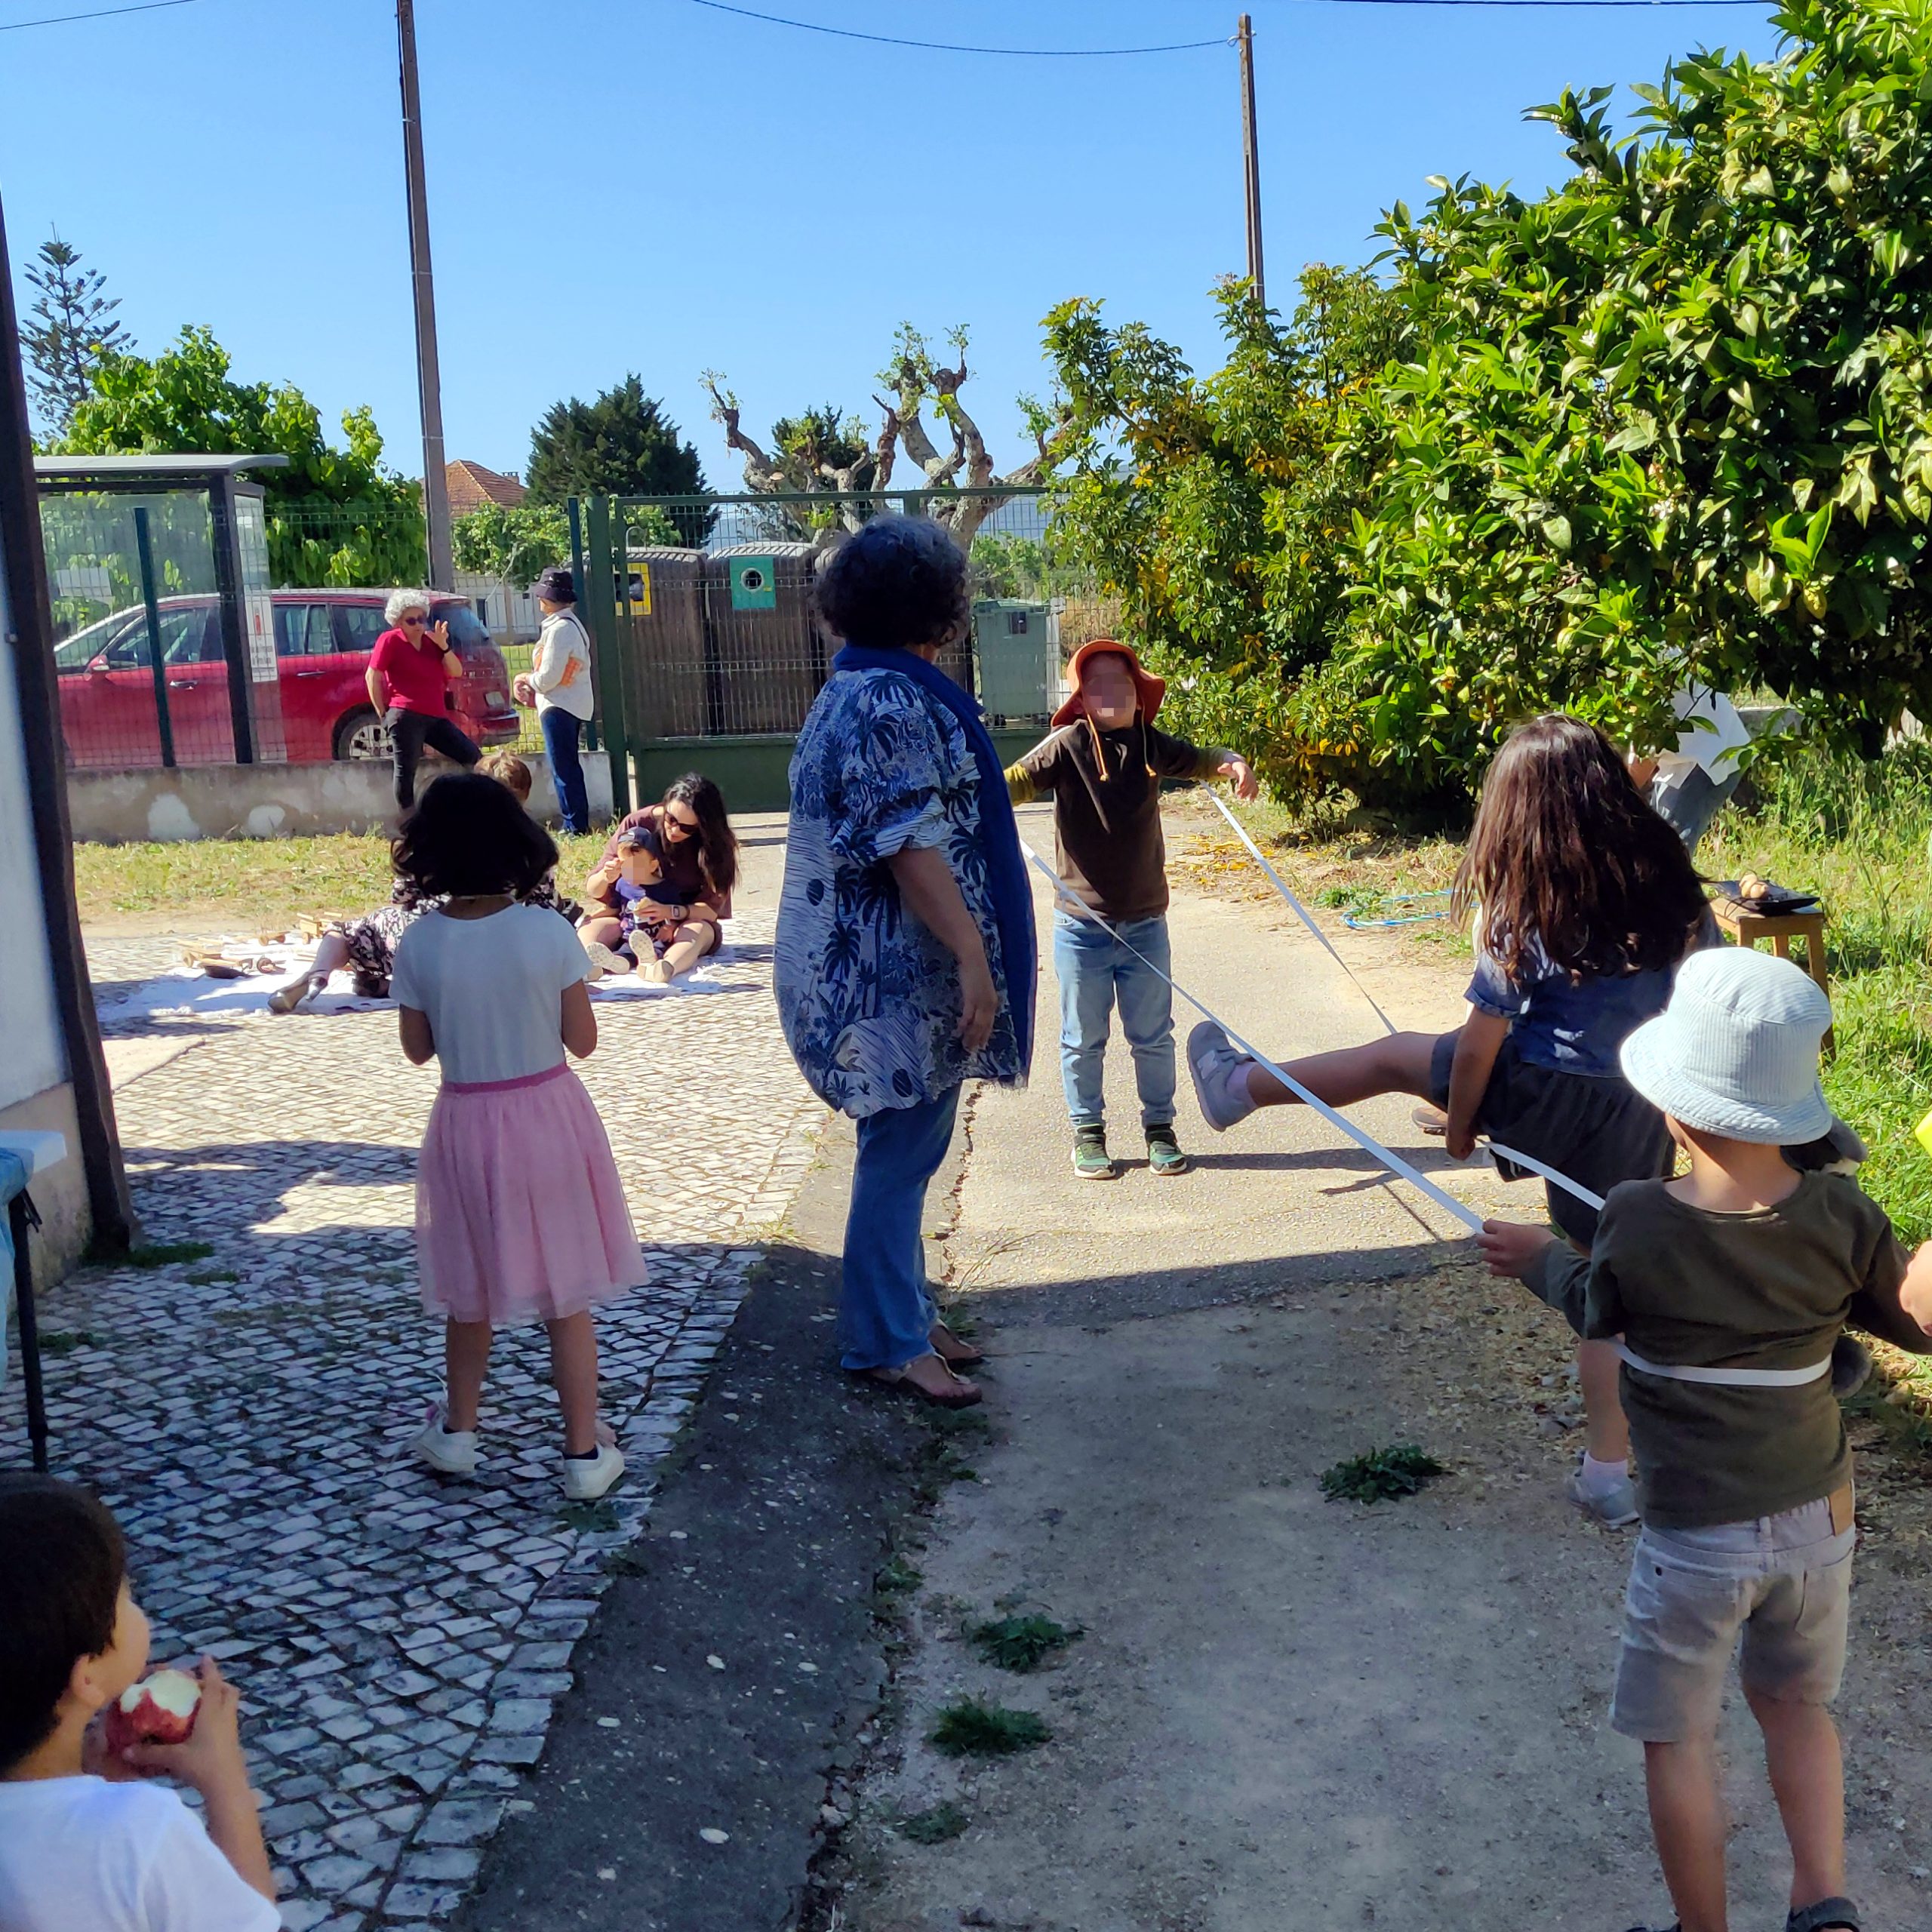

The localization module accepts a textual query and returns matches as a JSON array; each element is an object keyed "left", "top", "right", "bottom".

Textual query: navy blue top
[{"left": 1466, "top": 929, "right": 1705, "bottom": 1078}]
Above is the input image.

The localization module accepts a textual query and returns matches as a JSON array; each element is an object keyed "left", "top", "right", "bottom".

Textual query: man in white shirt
[
  {"left": 1629, "top": 683, "right": 1752, "bottom": 854},
  {"left": 515, "top": 565, "right": 597, "bottom": 835}
]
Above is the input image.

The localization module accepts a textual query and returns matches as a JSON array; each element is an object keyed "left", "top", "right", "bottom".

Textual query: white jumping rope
[{"left": 1199, "top": 790, "right": 1607, "bottom": 1216}]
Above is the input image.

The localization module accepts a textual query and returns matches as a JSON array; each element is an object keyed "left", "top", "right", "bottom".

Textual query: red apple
[{"left": 104, "top": 1668, "right": 201, "bottom": 1754}]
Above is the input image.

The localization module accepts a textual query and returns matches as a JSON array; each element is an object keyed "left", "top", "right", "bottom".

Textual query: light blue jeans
[
  {"left": 840, "top": 1084, "right": 961, "bottom": 1372},
  {"left": 1054, "top": 909, "right": 1176, "bottom": 1130}
]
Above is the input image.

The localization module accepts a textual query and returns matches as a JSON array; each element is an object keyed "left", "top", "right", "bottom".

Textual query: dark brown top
[
  {"left": 1007, "top": 720, "right": 1220, "bottom": 924},
  {"left": 601, "top": 803, "right": 732, "bottom": 919}
]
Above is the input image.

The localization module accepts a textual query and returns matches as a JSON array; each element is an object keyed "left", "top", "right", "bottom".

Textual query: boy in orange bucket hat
[{"left": 1006, "top": 640, "right": 1256, "bottom": 1179}]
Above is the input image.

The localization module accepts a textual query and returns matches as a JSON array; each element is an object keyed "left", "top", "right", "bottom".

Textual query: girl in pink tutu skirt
[{"left": 389, "top": 772, "right": 641, "bottom": 1501}]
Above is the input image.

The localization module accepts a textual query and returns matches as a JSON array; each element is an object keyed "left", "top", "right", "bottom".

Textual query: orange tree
[{"left": 1344, "top": 0, "right": 1932, "bottom": 783}]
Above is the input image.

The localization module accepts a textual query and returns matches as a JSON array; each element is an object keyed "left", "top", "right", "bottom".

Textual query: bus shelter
[{"left": 35, "top": 453, "right": 291, "bottom": 768}]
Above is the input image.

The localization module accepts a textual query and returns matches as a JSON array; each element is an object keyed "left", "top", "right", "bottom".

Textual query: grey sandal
[{"left": 1788, "top": 1900, "right": 1861, "bottom": 1932}]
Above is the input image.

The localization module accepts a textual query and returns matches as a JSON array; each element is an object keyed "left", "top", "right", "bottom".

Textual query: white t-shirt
[
  {"left": 530, "top": 609, "right": 595, "bottom": 721},
  {"left": 389, "top": 902, "right": 589, "bottom": 1084},
  {"left": 0, "top": 1777, "right": 278, "bottom": 1932},
  {"left": 1653, "top": 685, "right": 1751, "bottom": 789}
]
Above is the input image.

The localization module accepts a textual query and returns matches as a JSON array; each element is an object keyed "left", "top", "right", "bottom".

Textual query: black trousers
[{"left": 388, "top": 706, "right": 481, "bottom": 809}]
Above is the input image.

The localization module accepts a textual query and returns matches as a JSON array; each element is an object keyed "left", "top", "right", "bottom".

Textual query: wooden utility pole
[
  {"left": 1237, "top": 13, "right": 1266, "bottom": 310},
  {"left": 398, "top": 0, "right": 453, "bottom": 589}
]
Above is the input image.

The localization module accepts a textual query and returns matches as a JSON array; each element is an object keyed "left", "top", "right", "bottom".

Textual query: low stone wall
[{"left": 68, "top": 753, "right": 615, "bottom": 844}]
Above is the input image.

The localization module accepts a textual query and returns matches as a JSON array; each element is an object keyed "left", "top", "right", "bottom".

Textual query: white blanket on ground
[{"left": 94, "top": 940, "right": 731, "bottom": 1027}]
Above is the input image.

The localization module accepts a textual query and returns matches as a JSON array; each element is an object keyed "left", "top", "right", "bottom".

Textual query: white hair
[{"left": 384, "top": 588, "right": 434, "bottom": 626}]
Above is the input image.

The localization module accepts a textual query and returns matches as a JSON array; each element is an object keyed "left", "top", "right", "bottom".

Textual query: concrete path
[{"left": 831, "top": 798, "right": 1932, "bottom": 1932}]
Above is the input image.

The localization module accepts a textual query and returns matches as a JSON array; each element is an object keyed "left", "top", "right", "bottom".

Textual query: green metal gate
[{"left": 574, "top": 488, "right": 1087, "bottom": 815}]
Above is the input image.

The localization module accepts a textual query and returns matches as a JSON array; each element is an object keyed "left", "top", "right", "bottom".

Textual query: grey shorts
[
  {"left": 1611, "top": 1494, "right": 1856, "bottom": 1743},
  {"left": 1426, "top": 1031, "right": 1673, "bottom": 1246}
]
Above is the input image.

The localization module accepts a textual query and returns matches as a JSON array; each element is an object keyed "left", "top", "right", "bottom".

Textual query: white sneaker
[
  {"left": 583, "top": 940, "right": 631, "bottom": 983},
  {"left": 412, "top": 1408, "right": 478, "bottom": 1477},
  {"left": 1567, "top": 1457, "right": 1638, "bottom": 1529},
  {"left": 1187, "top": 1021, "right": 1258, "bottom": 1131},
  {"left": 561, "top": 1441, "right": 625, "bottom": 1500}
]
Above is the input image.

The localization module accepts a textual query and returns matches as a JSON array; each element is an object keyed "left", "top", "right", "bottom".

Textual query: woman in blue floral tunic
[{"left": 776, "top": 518, "right": 1035, "bottom": 1407}]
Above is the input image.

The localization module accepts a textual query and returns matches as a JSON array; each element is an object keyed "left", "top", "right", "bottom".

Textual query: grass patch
[
  {"left": 603, "top": 1547, "right": 649, "bottom": 1577},
  {"left": 37, "top": 1330, "right": 101, "bottom": 1355},
  {"left": 875, "top": 1555, "right": 924, "bottom": 1596},
  {"left": 123, "top": 1241, "right": 214, "bottom": 1269},
  {"left": 556, "top": 1497, "right": 620, "bottom": 1533},
  {"left": 928, "top": 1698, "right": 1051, "bottom": 1757},
  {"left": 971, "top": 1614, "right": 1082, "bottom": 1673},
  {"left": 186, "top": 1268, "right": 240, "bottom": 1286},
  {"left": 897, "top": 1801, "right": 970, "bottom": 1844},
  {"left": 1320, "top": 1444, "right": 1445, "bottom": 1505},
  {"left": 74, "top": 829, "right": 608, "bottom": 928}
]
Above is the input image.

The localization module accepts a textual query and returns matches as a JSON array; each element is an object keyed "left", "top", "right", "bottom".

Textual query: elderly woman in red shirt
[{"left": 368, "top": 589, "right": 482, "bottom": 809}]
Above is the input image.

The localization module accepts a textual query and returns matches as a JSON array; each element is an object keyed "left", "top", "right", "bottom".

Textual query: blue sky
[{"left": 2, "top": 0, "right": 1782, "bottom": 493}]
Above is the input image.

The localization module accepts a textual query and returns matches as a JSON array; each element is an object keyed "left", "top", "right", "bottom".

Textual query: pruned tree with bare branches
[{"left": 703, "top": 323, "right": 1073, "bottom": 545}]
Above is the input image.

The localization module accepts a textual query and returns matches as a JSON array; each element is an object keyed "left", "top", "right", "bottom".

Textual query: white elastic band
[
  {"left": 1619, "top": 1344, "right": 1832, "bottom": 1389},
  {"left": 1201, "top": 790, "right": 1606, "bottom": 1215},
  {"left": 1026, "top": 845, "right": 1484, "bottom": 1234}
]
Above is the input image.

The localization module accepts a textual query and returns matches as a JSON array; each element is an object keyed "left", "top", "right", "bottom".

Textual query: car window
[
  {"left": 275, "top": 603, "right": 335, "bottom": 658},
  {"left": 101, "top": 608, "right": 205, "bottom": 670},
  {"left": 163, "top": 610, "right": 221, "bottom": 666},
  {"left": 437, "top": 604, "right": 490, "bottom": 652},
  {"left": 53, "top": 616, "right": 125, "bottom": 670},
  {"left": 335, "top": 605, "right": 390, "bottom": 655}
]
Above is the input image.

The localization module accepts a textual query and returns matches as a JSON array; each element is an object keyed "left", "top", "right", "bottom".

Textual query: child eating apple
[{"left": 0, "top": 1475, "right": 276, "bottom": 1930}]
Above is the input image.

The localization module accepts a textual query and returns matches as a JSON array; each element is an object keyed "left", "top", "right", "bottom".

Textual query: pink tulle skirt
[{"left": 415, "top": 1061, "right": 643, "bottom": 1324}]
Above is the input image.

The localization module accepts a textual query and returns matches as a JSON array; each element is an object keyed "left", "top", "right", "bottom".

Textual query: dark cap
[{"left": 534, "top": 565, "right": 576, "bottom": 605}]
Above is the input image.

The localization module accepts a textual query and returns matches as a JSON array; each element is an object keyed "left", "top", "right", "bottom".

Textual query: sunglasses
[
  {"left": 399, "top": 615, "right": 427, "bottom": 627},
  {"left": 664, "top": 814, "right": 699, "bottom": 835}
]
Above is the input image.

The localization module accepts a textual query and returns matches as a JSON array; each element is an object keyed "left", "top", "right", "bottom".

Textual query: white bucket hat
[{"left": 1619, "top": 946, "right": 1834, "bottom": 1144}]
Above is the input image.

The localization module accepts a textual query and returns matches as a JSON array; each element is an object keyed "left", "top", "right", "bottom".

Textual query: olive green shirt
[{"left": 1531, "top": 1171, "right": 1927, "bottom": 1529}]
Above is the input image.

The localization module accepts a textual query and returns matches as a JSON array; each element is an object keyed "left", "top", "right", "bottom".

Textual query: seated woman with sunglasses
[
  {"left": 579, "top": 773, "right": 739, "bottom": 983},
  {"left": 368, "top": 589, "right": 482, "bottom": 811}
]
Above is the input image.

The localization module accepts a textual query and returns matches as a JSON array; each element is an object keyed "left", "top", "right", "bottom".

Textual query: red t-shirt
[{"left": 370, "top": 626, "right": 451, "bottom": 715}]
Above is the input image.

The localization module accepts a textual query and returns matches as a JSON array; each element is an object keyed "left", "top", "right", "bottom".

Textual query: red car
[{"left": 53, "top": 590, "right": 521, "bottom": 769}]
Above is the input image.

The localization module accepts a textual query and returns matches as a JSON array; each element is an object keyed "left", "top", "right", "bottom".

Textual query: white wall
[{"left": 0, "top": 536, "right": 66, "bottom": 1107}]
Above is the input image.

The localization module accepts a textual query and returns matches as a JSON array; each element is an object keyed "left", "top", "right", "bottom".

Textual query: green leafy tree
[
  {"left": 62, "top": 325, "right": 425, "bottom": 586},
  {"left": 452, "top": 501, "right": 570, "bottom": 587},
  {"left": 525, "top": 375, "right": 707, "bottom": 506},
  {"left": 1041, "top": 268, "right": 1410, "bottom": 790},
  {"left": 1343, "top": 0, "right": 1932, "bottom": 778},
  {"left": 23, "top": 234, "right": 133, "bottom": 438}
]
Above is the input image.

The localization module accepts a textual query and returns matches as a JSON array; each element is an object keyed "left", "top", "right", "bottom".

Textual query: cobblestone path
[{"left": 5, "top": 915, "right": 821, "bottom": 1931}]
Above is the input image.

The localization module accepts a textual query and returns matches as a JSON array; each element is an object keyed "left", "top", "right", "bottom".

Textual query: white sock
[{"left": 1578, "top": 1453, "right": 1629, "bottom": 1497}]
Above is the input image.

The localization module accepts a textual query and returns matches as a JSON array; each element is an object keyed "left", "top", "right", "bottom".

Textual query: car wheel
[{"left": 334, "top": 707, "right": 392, "bottom": 761}]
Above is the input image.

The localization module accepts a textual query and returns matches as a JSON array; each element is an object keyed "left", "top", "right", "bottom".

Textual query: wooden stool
[{"left": 1711, "top": 900, "right": 1833, "bottom": 1056}]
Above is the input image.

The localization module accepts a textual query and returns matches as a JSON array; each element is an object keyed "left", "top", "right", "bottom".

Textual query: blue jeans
[
  {"left": 841, "top": 1084, "right": 961, "bottom": 1371},
  {"left": 1054, "top": 910, "right": 1176, "bottom": 1130},
  {"left": 540, "top": 706, "right": 589, "bottom": 835}
]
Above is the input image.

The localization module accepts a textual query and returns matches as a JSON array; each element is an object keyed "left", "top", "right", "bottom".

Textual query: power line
[
  {"left": 0, "top": 0, "right": 201, "bottom": 31},
  {"left": 679, "top": 1, "right": 1230, "bottom": 55}
]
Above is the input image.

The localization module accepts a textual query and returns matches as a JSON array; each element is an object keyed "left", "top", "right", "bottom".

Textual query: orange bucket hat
[{"left": 1051, "top": 638, "right": 1166, "bottom": 729}]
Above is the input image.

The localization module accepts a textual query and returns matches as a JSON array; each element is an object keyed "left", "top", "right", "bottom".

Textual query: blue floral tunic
[{"left": 776, "top": 666, "right": 1026, "bottom": 1118}]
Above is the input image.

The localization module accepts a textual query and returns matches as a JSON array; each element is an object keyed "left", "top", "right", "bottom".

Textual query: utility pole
[
  {"left": 398, "top": 0, "right": 453, "bottom": 589},
  {"left": 1237, "top": 13, "right": 1266, "bottom": 311}
]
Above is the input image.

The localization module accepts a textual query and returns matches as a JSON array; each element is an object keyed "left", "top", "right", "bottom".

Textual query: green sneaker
[
  {"left": 1071, "top": 1124, "right": 1117, "bottom": 1180},
  {"left": 1145, "top": 1124, "right": 1191, "bottom": 1177}
]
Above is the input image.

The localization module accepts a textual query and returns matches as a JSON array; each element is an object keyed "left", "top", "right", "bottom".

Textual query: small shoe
[
  {"left": 1831, "top": 1334, "right": 1872, "bottom": 1400},
  {"left": 1411, "top": 1104, "right": 1449, "bottom": 1137},
  {"left": 1787, "top": 1897, "right": 1862, "bottom": 1932},
  {"left": 1072, "top": 1124, "right": 1117, "bottom": 1180},
  {"left": 1567, "top": 1457, "right": 1640, "bottom": 1530},
  {"left": 583, "top": 940, "right": 630, "bottom": 982},
  {"left": 561, "top": 1441, "right": 626, "bottom": 1500},
  {"left": 412, "top": 1407, "right": 478, "bottom": 1477},
  {"left": 1187, "top": 1020, "right": 1257, "bottom": 1132},
  {"left": 1145, "top": 1124, "right": 1191, "bottom": 1177}
]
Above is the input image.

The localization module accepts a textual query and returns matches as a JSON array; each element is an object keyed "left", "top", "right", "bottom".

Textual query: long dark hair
[
  {"left": 1453, "top": 714, "right": 1706, "bottom": 980},
  {"left": 393, "top": 772, "right": 557, "bottom": 899},
  {"left": 663, "top": 773, "right": 738, "bottom": 899}
]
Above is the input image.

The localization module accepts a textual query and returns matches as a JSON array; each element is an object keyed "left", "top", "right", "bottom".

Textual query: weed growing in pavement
[
  {"left": 1320, "top": 1444, "right": 1445, "bottom": 1504},
  {"left": 557, "top": 1497, "right": 620, "bottom": 1533},
  {"left": 929, "top": 1698, "right": 1052, "bottom": 1756},
  {"left": 124, "top": 1241, "right": 214, "bottom": 1269},
  {"left": 186, "top": 1268, "right": 240, "bottom": 1286},
  {"left": 897, "top": 1801, "right": 970, "bottom": 1844},
  {"left": 604, "top": 1548, "right": 648, "bottom": 1577},
  {"left": 37, "top": 1330, "right": 101, "bottom": 1355},
  {"left": 971, "top": 1614, "right": 1082, "bottom": 1673},
  {"left": 875, "top": 1555, "right": 923, "bottom": 1597}
]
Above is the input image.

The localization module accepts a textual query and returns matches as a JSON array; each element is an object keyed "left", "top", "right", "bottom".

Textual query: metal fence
[{"left": 591, "top": 488, "right": 1097, "bottom": 752}]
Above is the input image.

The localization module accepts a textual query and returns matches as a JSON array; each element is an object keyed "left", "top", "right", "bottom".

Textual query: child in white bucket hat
[{"left": 1480, "top": 945, "right": 1932, "bottom": 1932}]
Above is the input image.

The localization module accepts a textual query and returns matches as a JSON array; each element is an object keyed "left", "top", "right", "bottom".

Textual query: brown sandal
[
  {"left": 857, "top": 1356, "right": 983, "bottom": 1409},
  {"left": 929, "top": 1320, "right": 984, "bottom": 1367}
]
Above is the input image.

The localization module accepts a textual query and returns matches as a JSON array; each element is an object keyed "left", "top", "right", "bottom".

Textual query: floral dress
[
  {"left": 330, "top": 875, "right": 581, "bottom": 998},
  {"left": 775, "top": 666, "right": 1024, "bottom": 1118}
]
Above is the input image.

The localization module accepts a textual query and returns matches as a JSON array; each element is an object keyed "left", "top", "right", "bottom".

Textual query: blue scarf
[{"left": 832, "top": 644, "right": 1035, "bottom": 1074}]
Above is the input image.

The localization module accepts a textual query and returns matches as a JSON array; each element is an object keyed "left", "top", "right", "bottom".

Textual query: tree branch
[{"left": 701, "top": 371, "right": 789, "bottom": 494}]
